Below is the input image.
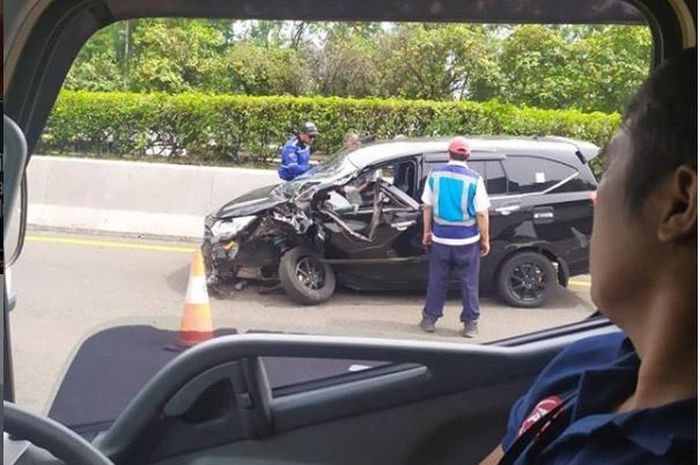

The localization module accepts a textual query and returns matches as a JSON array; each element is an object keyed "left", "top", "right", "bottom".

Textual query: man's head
[
  {"left": 448, "top": 136, "right": 471, "bottom": 161},
  {"left": 590, "top": 49, "right": 697, "bottom": 322},
  {"left": 344, "top": 132, "right": 360, "bottom": 151},
  {"left": 299, "top": 122, "right": 319, "bottom": 146}
]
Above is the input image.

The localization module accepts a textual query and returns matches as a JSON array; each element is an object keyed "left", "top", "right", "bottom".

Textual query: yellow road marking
[
  {"left": 26, "top": 235, "right": 198, "bottom": 254},
  {"left": 24, "top": 235, "right": 596, "bottom": 288}
]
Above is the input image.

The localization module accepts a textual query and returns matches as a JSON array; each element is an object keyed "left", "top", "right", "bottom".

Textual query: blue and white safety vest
[
  {"left": 278, "top": 136, "right": 311, "bottom": 181},
  {"left": 427, "top": 163, "right": 480, "bottom": 242}
]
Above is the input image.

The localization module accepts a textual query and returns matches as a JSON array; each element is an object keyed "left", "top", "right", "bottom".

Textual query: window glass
[
  {"left": 389, "top": 160, "right": 418, "bottom": 198},
  {"left": 15, "top": 16, "right": 651, "bottom": 425},
  {"left": 550, "top": 166, "right": 598, "bottom": 193},
  {"left": 504, "top": 155, "right": 578, "bottom": 193},
  {"left": 484, "top": 161, "right": 508, "bottom": 195},
  {"left": 468, "top": 161, "right": 486, "bottom": 179}
]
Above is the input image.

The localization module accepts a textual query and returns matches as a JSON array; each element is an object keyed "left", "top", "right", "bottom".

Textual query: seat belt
[{"left": 497, "top": 392, "right": 577, "bottom": 465}]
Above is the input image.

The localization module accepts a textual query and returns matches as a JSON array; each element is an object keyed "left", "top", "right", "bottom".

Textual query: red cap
[{"left": 448, "top": 136, "right": 471, "bottom": 157}]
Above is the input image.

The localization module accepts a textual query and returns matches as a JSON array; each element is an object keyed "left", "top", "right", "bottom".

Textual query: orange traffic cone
[{"left": 178, "top": 251, "right": 214, "bottom": 347}]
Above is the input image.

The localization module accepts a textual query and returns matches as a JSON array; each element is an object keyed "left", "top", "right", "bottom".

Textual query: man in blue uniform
[
  {"left": 479, "top": 49, "right": 697, "bottom": 465},
  {"left": 420, "top": 136, "right": 491, "bottom": 338},
  {"left": 278, "top": 122, "right": 319, "bottom": 181}
]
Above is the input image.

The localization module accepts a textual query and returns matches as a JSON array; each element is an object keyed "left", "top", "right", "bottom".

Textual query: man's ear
[{"left": 657, "top": 165, "right": 697, "bottom": 243}]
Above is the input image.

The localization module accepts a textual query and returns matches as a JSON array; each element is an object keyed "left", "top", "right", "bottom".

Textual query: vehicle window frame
[
  {"left": 499, "top": 154, "right": 581, "bottom": 198},
  {"left": 362, "top": 156, "right": 420, "bottom": 199},
  {"left": 421, "top": 151, "right": 509, "bottom": 197},
  {"left": 484, "top": 160, "right": 510, "bottom": 196},
  {"left": 6, "top": 0, "right": 680, "bottom": 418}
]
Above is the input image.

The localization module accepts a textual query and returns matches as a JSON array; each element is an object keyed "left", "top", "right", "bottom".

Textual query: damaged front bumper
[
  {"left": 202, "top": 206, "right": 315, "bottom": 287},
  {"left": 202, "top": 215, "right": 256, "bottom": 285}
]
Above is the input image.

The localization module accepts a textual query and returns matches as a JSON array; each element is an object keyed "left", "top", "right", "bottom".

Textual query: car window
[
  {"left": 550, "top": 165, "right": 598, "bottom": 193},
  {"left": 484, "top": 161, "right": 508, "bottom": 195},
  {"left": 425, "top": 159, "right": 507, "bottom": 196},
  {"left": 504, "top": 155, "right": 579, "bottom": 194},
  {"left": 468, "top": 161, "right": 486, "bottom": 179},
  {"left": 11, "top": 16, "right": 653, "bottom": 424},
  {"left": 382, "top": 159, "right": 418, "bottom": 198}
]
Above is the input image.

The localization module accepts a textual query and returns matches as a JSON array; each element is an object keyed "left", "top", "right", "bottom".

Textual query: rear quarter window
[
  {"left": 424, "top": 156, "right": 508, "bottom": 196},
  {"left": 504, "top": 155, "right": 579, "bottom": 194}
]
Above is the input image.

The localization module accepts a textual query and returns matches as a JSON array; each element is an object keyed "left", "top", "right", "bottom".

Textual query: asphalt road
[{"left": 9, "top": 231, "right": 595, "bottom": 415}]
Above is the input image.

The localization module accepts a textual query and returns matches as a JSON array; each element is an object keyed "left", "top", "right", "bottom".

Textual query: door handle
[{"left": 495, "top": 204, "right": 521, "bottom": 215}]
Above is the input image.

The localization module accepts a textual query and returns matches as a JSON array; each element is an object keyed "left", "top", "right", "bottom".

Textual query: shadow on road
[{"left": 165, "top": 263, "right": 190, "bottom": 294}]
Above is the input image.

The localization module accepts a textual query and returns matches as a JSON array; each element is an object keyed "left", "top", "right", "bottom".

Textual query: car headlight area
[
  {"left": 210, "top": 215, "right": 257, "bottom": 240},
  {"left": 204, "top": 215, "right": 259, "bottom": 284}
]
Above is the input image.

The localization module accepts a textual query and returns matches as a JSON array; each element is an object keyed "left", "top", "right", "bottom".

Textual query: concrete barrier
[{"left": 27, "top": 156, "right": 280, "bottom": 240}]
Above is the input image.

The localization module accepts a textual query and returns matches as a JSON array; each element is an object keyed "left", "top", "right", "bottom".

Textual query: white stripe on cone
[{"left": 185, "top": 276, "right": 210, "bottom": 305}]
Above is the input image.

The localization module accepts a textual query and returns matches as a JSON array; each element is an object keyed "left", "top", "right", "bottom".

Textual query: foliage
[
  {"left": 375, "top": 24, "right": 503, "bottom": 101},
  {"left": 39, "top": 91, "right": 620, "bottom": 171},
  {"left": 64, "top": 20, "right": 651, "bottom": 114},
  {"left": 215, "top": 43, "right": 312, "bottom": 95},
  {"left": 313, "top": 35, "right": 380, "bottom": 98},
  {"left": 499, "top": 25, "right": 652, "bottom": 112},
  {"left": 128, "top": 19, "right": 226, "bottom": 93}
]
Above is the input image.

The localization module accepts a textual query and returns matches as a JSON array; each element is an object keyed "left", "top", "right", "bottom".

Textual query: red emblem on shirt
[{"left": 517, "top": 395, "right": 563, "bottom": 437}]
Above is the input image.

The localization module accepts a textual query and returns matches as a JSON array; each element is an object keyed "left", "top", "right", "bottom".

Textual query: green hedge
[{"left": 39, "top": 91, "right": 619, "bottom": 173}]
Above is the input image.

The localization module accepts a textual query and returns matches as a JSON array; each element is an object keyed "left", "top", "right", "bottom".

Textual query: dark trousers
[{"left": 424, "top": 242, "right": 481, "bottom": 323}]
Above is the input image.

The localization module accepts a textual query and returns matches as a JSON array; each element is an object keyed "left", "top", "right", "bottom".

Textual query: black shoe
[
  {"left": 462, "top": 320, "right": 479, "bottom": 338},
  {"left": 420, "top": 316, "right": 436, "bottom": 333}
]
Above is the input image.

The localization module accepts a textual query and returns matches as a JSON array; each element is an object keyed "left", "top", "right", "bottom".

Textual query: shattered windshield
[{"left": 273, "top": 149, "right": 356, "bottom": 198}]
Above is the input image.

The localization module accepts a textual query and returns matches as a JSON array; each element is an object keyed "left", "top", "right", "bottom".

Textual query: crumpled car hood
[{"left": 215, "top": 184, "right": 288, "bottom": 218}]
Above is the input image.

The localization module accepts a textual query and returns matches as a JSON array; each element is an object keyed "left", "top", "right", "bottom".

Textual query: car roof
[{"left": 346, "top": 136, "right": 600, "bottom": 169}]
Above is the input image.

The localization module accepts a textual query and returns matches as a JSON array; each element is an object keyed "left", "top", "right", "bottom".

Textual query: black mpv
[{"left": 203, "top": 136, "right": 598, "bottom": 308}]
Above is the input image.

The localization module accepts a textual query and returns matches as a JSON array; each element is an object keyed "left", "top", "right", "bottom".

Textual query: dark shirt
[{"left": 501, "top": 332, "right": 697, "bottom": 464}]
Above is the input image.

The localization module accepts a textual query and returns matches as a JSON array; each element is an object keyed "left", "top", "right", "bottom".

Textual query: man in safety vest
[
  {"left": 420, "top": 136, "right": 491, "bottom": 337},
  {"left": 278, "top": 122, "right": 319, "bottom": 181}
]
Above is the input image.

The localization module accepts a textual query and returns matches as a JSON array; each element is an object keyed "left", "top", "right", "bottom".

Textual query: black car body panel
[
  {"left": 216, "top": 184, "right": 285, "bottom": 218},
  {"left": 203, "top": 136, "right": 598, "bottom": 305}
]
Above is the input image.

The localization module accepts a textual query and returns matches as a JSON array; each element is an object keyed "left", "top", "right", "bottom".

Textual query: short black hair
[
  {"left": 449, "top": 151, "right": 469, "bottom": 162},
  {"left": 623, "top": 48, "right": 697, "bottom": 214}
]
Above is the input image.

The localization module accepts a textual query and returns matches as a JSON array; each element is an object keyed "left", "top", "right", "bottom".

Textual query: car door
[
  {"left": 499, "top": 154, "right": 594, "bottom": 270},
  {"left": 322, "top": 159, "right": 425, "bottom": 289},
  {"left": 94, "top": 322, "right": 618, "bottom": 465},
  {"left": 422, "top": 153, "right": 515, "bottom": 288}
]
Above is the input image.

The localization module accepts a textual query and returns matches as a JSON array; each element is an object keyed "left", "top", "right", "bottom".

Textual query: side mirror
[{"left": 3, "top": 115, "right": 29, "bottom": 269}]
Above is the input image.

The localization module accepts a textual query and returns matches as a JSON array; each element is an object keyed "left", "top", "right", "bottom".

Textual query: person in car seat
[
  {"left": 419, "top": 136, "right": 491, "bottom": 337},
  {"left": 479, "top": 48, "right": 697, "bottom": 465},
  {"left": 278, "top": 121, "right": 319, "bottom": 181}
]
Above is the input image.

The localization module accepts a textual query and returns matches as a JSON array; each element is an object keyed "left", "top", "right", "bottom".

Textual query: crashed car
[{"left": 203, "top": 136, "right": 599, "bottom": 307}]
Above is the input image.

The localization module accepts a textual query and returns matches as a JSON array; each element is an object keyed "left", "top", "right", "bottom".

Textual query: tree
[
  {"left": 64, "top": 52, "right": 125, "bottom": 91},
  {"left": 313, "top": 35, "right": 379, "bottom": 97},
  {"left": 375, "top": 24, "right": 502, "bottom": 101},
  {"left": 570, "top": 26, "right": 651, "bottom": 112},
  {"left": 215, "top": 42, "right": 311, "bottom": 95},
  {"left": 64, "top": 22, "right": 127, "bottom": 90},
  {"left": 129, "top": 19, "right": 225, "bottom": 93},
  {"left": 499, "top": 25, "right": 576, "bottom": 109},
  {"left": 63, "top": 19, "right": 652, "bottom": 114}
]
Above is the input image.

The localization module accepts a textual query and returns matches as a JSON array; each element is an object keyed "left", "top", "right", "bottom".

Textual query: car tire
[
  {"left": 497, "top": 251, "right": 557, "bottom": 308},
  {"left": 279, "top": 246, "right": 336, "bottom": 305}
]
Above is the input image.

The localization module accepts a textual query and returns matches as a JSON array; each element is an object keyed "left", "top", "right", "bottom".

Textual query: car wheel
[
  {"left": 497, "top": 251, "right": 557, "bottom": 308},
  {"left": 279, "top": 247, "right": 336, "bottom": 305}
]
